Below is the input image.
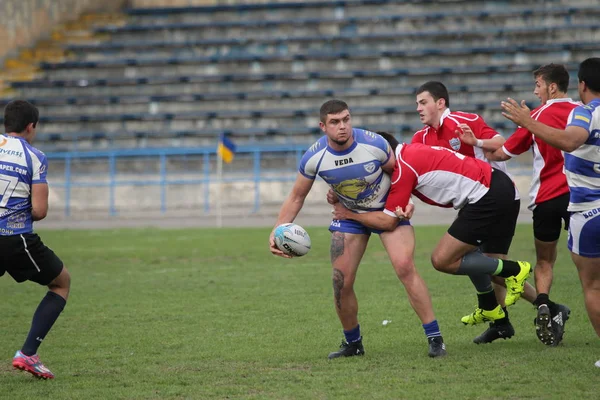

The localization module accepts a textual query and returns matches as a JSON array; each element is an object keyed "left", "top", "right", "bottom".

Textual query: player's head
[
  {"left": 319, "top": 99, "right": 353, "bottom": 147},
  {"left": 415, "top": 81, "right": 450, "bottom": 127},
  {"left": 577, "top": 57, "right": 600, "bottom": 104},
  {"left": 4, "top": 100, "right": 39, "bottom": 143},
  {"left": 376, "top": 131, "right": 399, "bottom": 153},
  {"left": 532, "top": 64, "right": 569, "bottom": 104}
]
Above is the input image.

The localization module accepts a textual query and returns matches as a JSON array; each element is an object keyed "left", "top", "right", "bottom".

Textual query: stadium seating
[{"left": 3, "top": 0, "right": 599, "bottom": 151}]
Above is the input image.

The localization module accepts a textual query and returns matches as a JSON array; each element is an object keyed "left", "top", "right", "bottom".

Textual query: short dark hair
[
  {"left": 319, "top": 99, "right": 349, "bottom": 123},
  {"left": 376, "top": 131, "right": 399, "bottom": 152},
  {"left": 533, "top": 63, "right": 570, "bottom": 92},
  {"left": 416, "top": 81, "right": 450, "bottom": 108},
  {"left": 4, "top": 100, "right": 39, "bottom": 134},
  {"left": 578, "top": 57, "right": 600, "bottom": 93}
]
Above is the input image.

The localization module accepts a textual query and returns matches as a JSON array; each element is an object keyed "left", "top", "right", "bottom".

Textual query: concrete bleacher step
[
  {"left": 10, "top": 62, "right": 581, "bottom": 99},
  {"left": 122, "top": 0, "right": 586, "bottom": 25},
  {"left": 25, "top": 101, "right": 523, "bottom": 137},
  {"left": 9, "top": 88, "right": 544, "bottom": 117},
  {"left": 33, "top": 42, "right": 599, "bottom": 81}
]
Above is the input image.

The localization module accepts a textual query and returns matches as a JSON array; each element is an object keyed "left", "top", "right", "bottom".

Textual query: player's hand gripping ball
[{"left": 273, "top": 223, "right": 311, "bottom": 257}]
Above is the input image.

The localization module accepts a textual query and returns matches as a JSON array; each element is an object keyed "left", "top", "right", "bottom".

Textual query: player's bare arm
[
  {"left": 501, "top": 98, "right": 589, "bottom": 151},
  {"left": 456, "top": 123, "right": 505, "bottom": 151},
  {"left": 31, "top": 183, "right": 49, "bottom": 221},
  {"left": 485, "top": 147, "right": 512, "bottom": 162},
  {"left": 331, "top": 202, "right": 398, "bottom": 231},
  {"left": 270, "top": 173, "right": 314, "bottom": 257}
]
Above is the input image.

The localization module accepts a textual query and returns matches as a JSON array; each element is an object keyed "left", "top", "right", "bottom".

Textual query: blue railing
[{"left": 46, "top": 144, "right": 310, "bottom": 217}]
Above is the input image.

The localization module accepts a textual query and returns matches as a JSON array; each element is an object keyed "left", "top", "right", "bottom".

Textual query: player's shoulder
[
  {"left": 352, "top": 128, "right": 380, "bottom": 143},
  {"left": 579, "top": 99, "right": 600, "bottom": 113},
  {"left": 413, "top": 126, "right": 429, "bottom": 136},
  {"left": 448, "top": 111, "right": 481, "bottom": 122},
  {"left": 411, "top": 126, "right": 429, "bottom": 141},
  {"left": 304, "top": 136, "right": 328, "bottom": 157},
  {"left": 25, "top": 142, "right": 46, "bottom": 160}
]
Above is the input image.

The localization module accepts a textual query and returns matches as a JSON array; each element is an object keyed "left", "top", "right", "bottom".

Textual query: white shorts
[{"left": 568, "top": 208, "right": 600, "bottom": 257}]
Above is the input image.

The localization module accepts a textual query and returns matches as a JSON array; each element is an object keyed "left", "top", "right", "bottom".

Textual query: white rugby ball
[{"left": 274, "top": 223, "right": 311, "bottom": 257}]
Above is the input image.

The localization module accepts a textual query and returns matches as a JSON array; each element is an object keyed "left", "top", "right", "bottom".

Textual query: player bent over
[{"left": 333, "top": 140, "right": 532, "bottom": 339}]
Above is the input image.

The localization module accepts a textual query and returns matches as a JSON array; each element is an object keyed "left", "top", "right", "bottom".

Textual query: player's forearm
[
  {"left": 478, "top": 136, "right": 505, "bottom": 151},
  {"left": 485, "top": 148, "right": 511, "bottom": 161},
  {"left": 522, "top": 120, "right": 579, "bottom": 152},
  {"left": 349, "top": 211, "right": 398, "bottom": 231},
  {"left": 274, "top": 195, "right": 305, "bottom": 225}
]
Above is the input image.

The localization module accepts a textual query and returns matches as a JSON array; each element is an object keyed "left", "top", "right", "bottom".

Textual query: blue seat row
[
  {"left": 67, "top": 29, "right": 600, "bottom": 54},
  {"left": 0, "top": 82, "right": 546, "bottom": 107},
  {"left": 110, "top": 4, "right": 592, "bottom": 31},
  {"left": 35, "top": 120, "right": 520, "bottom": 144},
  {"left": 124, "top": 0, "right": 476, "bottom": 16},
  {"left": 93, "top": 12, "right": 597, "bottom": 36},
  {"left": 0, "top": 101, "right": 529, "bottom": 126},
  {"left": 14, "top": 60, "right": 579, "bottom": 89},
  {"left": 40, "top": 34, "right": 597, "bottom": 70}
]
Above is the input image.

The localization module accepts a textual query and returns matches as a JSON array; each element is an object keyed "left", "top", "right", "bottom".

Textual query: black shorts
[
  {"left": 532, "top": 192, "right": 570, "bottom": 242},
  {"left": 0, "top": 233, "right": 64, "bottom": 285},
  {"left": 448, "top": 169, "right": 519, "bottom": 253}
]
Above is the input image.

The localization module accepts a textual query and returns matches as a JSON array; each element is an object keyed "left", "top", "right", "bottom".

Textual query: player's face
[
  {"left": 416, "top": 92, "right": 442, "bottom": 127},
  {"left": 534, "top": 76, "right": 551, "bottom": 104},
  {"left": 320, "top": 110, "right": 352, "bottom": 147}
]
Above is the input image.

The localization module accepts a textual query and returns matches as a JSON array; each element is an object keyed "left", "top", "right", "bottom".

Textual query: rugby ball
[{"left": 274, "top": 223, "right": 311, "bottom": 257}]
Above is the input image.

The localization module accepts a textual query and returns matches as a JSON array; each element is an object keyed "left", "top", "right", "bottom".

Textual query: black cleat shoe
[
  {"left": 550, "top": 304, "right": 571, "bottom": 345},
  {"left": 473, "top": 321, "right": 515, "bottom": 344},
  {"left": 535, "top": 304, "right": 555, "bottom": 346},
  {"left": 428, "top": 336, "right": 447, "bottom": 358},
  {"left": 327, "top": 338, "right": 365, "bottom": 359}
]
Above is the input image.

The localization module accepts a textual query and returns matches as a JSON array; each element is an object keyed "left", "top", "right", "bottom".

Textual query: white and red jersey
[
  {"left": 412, "top": 108, "right": 518, "bottom": 200},
  {"left": 502, "top": 98, "right": 579, "bottom": 210},
  {"left": 383, "top": 143, "right": 493, "bottom": 216}
]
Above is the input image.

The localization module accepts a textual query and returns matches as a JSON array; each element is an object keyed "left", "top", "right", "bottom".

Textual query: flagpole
[{"left": 216, "top": 144, "right": 223, "bottom": 228}]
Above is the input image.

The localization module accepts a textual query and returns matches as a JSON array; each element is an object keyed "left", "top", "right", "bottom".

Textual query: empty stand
[{"left": 3, "top": 0, "right": 598, "bottom": 151}]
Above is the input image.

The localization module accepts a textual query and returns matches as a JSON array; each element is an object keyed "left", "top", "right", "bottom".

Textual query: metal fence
[{"left": 46, "top": 144, "right": 310, "bottom": 216}]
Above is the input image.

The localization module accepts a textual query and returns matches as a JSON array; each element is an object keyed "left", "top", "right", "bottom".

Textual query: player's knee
[
  {"left": 430, "top": 253, "right": 448, "bottom": 272},
  {"left": 49, "top": 266, "right": 71, "bottom": 292},
  {"left": 332, "top": 268, "right": 355, "bottom": 293},
  {"left": 392, "top": 257, "right": 416, "bottom": 281},
  {"left": 535, "top": 259, "right": 553, "bottom": 270}
]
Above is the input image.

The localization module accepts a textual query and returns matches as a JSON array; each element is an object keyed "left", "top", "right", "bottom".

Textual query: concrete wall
[{"left": 0, "top": 0, "right": 125, "bottom": 62}]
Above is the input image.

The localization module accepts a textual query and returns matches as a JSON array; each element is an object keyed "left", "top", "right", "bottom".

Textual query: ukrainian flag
[{"left": 217, "top": 133, "right": 236, "bottom": 163}]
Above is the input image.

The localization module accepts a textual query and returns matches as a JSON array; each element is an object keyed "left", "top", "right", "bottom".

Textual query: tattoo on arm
[
  {"left": 330, "top": 231, "right": 345, "bottom": 263},
  {"left": 332, "top": 268, "right": 344, "bottom": 311}
]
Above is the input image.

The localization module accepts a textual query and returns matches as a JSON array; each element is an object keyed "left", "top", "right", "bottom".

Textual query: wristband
[{"left": 475, "top": 139, "right": 484, "bottom": 148}]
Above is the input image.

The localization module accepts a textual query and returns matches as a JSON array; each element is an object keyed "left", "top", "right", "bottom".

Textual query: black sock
[
  {"left": 477, "top": 291, "right": 498, "bottom": 311},
  {"left": 495, "top": 260, "right": 520, "bottom": 278},
  {"left": 496, "top": 307, "right": 510, "bottom": 325},
  {"left": 21, "top": 291, "right": 67, "bottom": 356},
  {"left": 534, "top": 294, "right": 557, "bottom": 313}
]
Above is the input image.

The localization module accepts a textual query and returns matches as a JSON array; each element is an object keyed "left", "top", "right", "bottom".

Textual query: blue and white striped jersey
[
  {"left": 299, "top": 128, "right": 392, "bottom": 212},
  {"left": 0, "top": 135, "right": 48, "bottom": 235},
  {"left": 564, "top": 98, "right": 600, "bottom": 212}
]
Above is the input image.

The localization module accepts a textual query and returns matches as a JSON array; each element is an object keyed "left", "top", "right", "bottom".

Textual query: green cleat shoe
[
  {"left": 504, "top": 291, "right": 521, "bottom": 307},
  {"left": 461, "top": 305, "right": 506, "bottom": 326},
  {"left": 504, "top": 261, "right": 531, "bottom": 305}
]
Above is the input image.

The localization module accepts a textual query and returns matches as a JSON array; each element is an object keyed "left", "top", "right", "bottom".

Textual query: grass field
[{"left": 1, "top": 224, "right": 598, "bottom": 399}]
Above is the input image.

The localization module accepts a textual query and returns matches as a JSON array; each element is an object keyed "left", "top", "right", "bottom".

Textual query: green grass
[{"left": 1, "top": 224, "right": 598, "bottom": 399}]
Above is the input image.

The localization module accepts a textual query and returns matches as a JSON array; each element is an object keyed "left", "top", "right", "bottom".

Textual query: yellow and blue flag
[{"left": 217, "top": 133, "right": 236, "bottom": 163}]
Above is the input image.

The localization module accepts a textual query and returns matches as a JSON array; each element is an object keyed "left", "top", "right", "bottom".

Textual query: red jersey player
[
  {"left": 331, "top": 141, "right": 532, "bottom": 336},
  {"left": 410, "top": 81, "right": 533, "bottom": 344},
  {"left": 486, "top": 64, "right": 578, "bottom": 346}
]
